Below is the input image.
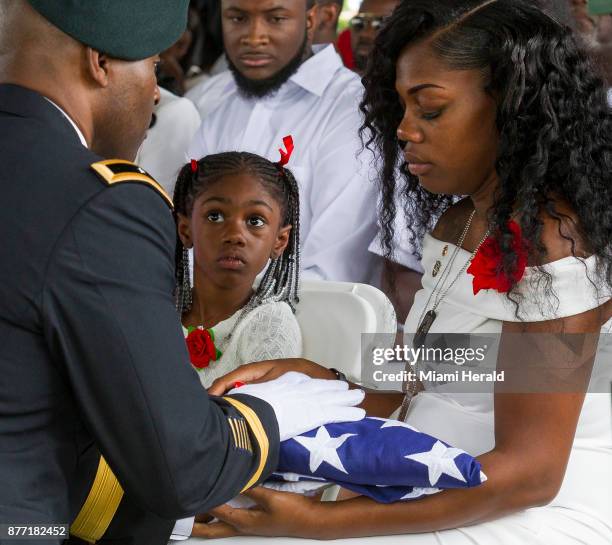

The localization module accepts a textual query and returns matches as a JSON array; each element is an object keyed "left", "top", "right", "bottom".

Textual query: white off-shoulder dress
[
  {"left": 393, "top": 233, "right": 612, "bottom": 544},
  {"left": 183, "top": 301, "right": 302, "bottom": 389}
]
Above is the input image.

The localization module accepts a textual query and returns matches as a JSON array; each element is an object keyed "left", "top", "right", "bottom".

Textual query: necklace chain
[
  {"left": 398, "top": 209, "right": 491, "bottom": 422},
  {"left": 416, "top": 210, "right": 490, "bottom": 328}
]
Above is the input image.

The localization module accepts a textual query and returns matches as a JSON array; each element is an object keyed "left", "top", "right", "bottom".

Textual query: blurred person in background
[
  {"left": 184, "top": 0, "right": 231, "bottom": 116},
  {"left": 157, "top": 22, "right": 194, "bottom": 95},
  {"left": 571, "top": 0, "right": 612, "bottom": 87},
  {"left": 313, "top": 0, "right": 344, "bottom": 44},
  {"left": 349, "top": 0, "right": 399, "bottom": 74},
  {"left": 136, "top": 87, "right": 201, "bottom": 196},
  {"left": 184, "top": 0, "right": 228, "bottom": 91}
]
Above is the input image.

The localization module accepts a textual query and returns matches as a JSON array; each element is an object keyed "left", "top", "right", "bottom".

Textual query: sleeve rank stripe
[
  {"left": 234, "top": 419, "right": 245, "bottom": 450},
  {"left": 70, "top": 456, "right": 124, "bottom": 543},
  {"left": 230, "top": 417, "right": 248, "bottom": 451},
  {"left": 240, "top": 421, "right": 252, "bottom": 453},
  {"left": 228, "top": 418, "right": 241, "bottom": 449},
  {"left": 236, "top": 419, "right": 246, "bottom": 450},
  {"left": 238, "top": 421, "right": 246, "bottom": 451},
  {"left": 223, "top": 397, "right": 269, "bottom": 492},
  {"left": 91, "top": 160, "right": 173, "bottom": 209}
]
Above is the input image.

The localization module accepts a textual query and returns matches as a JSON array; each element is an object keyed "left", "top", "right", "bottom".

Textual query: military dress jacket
[{"left": 0, "top": 84, "right": 279, "bottom": 545}]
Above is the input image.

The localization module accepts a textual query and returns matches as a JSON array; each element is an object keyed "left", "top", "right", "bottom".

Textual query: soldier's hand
[{"left": 225, "top": 371, "right": 365, "bottom": 441}]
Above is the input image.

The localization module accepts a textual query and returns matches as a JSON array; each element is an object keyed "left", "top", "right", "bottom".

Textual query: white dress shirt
[
  {"left": 136, "top": 87, "right": 201, "bottom": 197},
  {"left": 368, "top": 196, "right": 424, "bottom": 273},
  {"left": 187, "top": 44, "right": 379, "bottom": 283},
  {"left": 44, "top": 99, "right": 88, "bottom": 147},
  {"left": 185, "top": 71, "right": 231, "bottom": 120}
]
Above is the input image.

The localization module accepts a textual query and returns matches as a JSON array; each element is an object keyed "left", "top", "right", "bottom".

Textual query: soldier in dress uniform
[{"left": 0, "top": 1, "right": 364, "bottom": 544}]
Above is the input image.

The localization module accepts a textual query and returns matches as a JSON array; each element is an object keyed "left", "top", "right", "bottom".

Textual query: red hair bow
[
  {"left": 190, "top": 159, "right": 198, "bottom": 173},
  {"left": 278, "top": 135, "right": 294, "bottom": 167}
]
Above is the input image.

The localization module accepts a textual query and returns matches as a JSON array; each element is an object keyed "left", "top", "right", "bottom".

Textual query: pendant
[
  {"left": 415, "top": 310, "right": 437, "bottom": 348},
  {"left": 442, "top": 245, "right": 449, "bottom": 257},
  {"left": 432, "top": 260, "right": 441, "bottom": 277}
]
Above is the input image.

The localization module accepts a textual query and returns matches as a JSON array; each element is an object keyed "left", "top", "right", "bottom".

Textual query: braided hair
[{"left": 173, "top": 151, "right": 301, "bottom": 318}]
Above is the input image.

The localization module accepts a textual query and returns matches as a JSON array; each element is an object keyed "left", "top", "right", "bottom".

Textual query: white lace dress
[
  {"left": 391, "top": 233, "right": 612, "bottom": 544},
  {"left": 183, "top": 301, "right": 302, "bottom": 389}
]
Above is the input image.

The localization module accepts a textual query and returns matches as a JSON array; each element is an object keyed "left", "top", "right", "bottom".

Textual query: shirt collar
[
  {"left": 44, "top": 98, "right": 88, "bottom": 148},
  {"left": 288, "top": 44, "right": 344, "bottom": 97}
]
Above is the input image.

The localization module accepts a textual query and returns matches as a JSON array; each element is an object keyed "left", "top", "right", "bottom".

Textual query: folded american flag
[{"left": 271, "top": 417, "right": 486, "bottom": 503}]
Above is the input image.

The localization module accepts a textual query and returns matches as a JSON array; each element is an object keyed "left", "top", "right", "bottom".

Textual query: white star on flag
[
  {"left": 404, "top": 440, "right": 467, "bottom": 486},
  {"left": 293, "top": 426, "right": 357, "bottom": 474},
  {"left": 370, "top": 417, "right": 418, "bottom": 431}
]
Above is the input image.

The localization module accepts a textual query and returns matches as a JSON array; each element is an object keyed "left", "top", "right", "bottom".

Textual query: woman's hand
[
  {"left": 208, "top": 358, "right": 336, "bottom": 396},
  {"left": 191, "top": 487, "right": 324, "bottom": 539}
]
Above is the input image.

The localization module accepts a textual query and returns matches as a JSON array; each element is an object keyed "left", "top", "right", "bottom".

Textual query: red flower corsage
[
  {"left": 467, "top": 220, "right": 528, "bottom": 295},
  {"left": 185, "top": 326, "right": 222, "bottom": 370}
]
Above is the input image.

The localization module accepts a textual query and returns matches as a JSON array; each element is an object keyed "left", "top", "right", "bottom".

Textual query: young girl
[{"left": 172, "top": 145, "right": 302, "bottom": 388}]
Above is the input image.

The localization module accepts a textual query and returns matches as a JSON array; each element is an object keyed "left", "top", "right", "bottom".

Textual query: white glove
[{"left": 228, "top": 371, "right": 365, "bottom": 441}]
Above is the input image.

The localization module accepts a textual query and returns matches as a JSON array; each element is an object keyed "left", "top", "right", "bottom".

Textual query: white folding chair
[{"left": 295, "top": 280, "right": 397, "bottom": 384}]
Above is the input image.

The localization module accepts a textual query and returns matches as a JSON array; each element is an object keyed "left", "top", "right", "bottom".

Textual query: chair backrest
[{"left": 295, "top": 281, "right": 397, "bottom": 384}]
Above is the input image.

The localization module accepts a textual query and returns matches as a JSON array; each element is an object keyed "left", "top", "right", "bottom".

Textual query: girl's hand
[
  {"left": 191, "top": 487, "right": 324, "bottom": 539},
  {"left": 208, "top": 358, "right": 336, "bottom": 396}
]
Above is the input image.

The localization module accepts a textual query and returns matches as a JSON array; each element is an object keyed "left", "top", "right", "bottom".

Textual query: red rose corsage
[
  {"left": 185, "top": 326, "right": 222, "bottom": 370},
  {"left": 467, "top": 220, "right": 528, "bottom": 295}
]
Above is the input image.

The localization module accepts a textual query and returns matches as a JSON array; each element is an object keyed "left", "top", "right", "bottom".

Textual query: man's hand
[
  {"left": 208, "top": 358, "right": 336, "bottom": 396},
  {"left": 226, "top": 372, "right": 365, "bottom": 441}
]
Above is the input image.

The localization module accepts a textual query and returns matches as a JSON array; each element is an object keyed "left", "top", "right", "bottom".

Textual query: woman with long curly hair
[{"left": 194, "top": 1, "right": 612, "bottom": 542}]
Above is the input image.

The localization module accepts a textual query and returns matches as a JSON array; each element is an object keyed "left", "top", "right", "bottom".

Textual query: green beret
[{"left": 27, "top": 0, "right": 189, "bottom": 61}]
